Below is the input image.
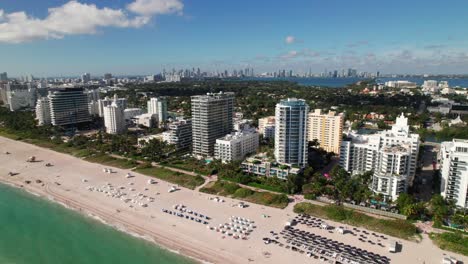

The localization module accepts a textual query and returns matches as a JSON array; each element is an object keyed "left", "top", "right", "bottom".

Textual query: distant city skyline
[{"left": 2, "top": 0, "right": 468, "bottom": 76}]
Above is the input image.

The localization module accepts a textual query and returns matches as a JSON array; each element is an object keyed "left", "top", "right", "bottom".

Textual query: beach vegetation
[
  {"left": 294, "top": 202, "right": 419, "bottom": 240},
  {"left": 200, "top": 180, "right": 289, "bottom": 209}
]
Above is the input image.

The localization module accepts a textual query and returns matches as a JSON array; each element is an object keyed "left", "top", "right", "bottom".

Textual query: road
[{"left": 413, "top": 142, "right": 440, "bottom": 201}]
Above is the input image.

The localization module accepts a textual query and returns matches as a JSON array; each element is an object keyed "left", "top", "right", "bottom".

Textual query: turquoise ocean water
[{"left": 0, "top": 183, "right": 194, "bottom": 264}]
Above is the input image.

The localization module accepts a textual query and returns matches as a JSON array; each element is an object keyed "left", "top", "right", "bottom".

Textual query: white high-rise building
[
  {"left": 147, "top": 97, "right": 167, "bottom": 126},
  {"left": 5, "top": 83, "right": 37, "bottom": 111},
  {"left": 274, "top": 98, "right": 309, "bottom": 167},
  {"left": 35, "top": 97, "right": 51, "bottom": 126},
  {"left": 307, "top": 109, "right": 344, "bottom": 154},
  {"left": 339, "top": 113, "right": 420, "bottom": 200},
  {"left": 104, "top": 95, "right": 125, "bottom": 134},
  {"left": 422, "top": 80, "right": 439, "bottom": 93},
  {"left": 440, "top": 139, "right": 468, "bottom": 208},
  {"left": 162, "top": 119, "right": 193, "bottom": 151},
  {"left": 98, "top": 96, "right": 127, "bottom": 117},
  {"left": 214, "top": 127, "right": 259, "bottom": 162},
  {"left": 191, "top": 92, "right": 234, "bottom": 157}
]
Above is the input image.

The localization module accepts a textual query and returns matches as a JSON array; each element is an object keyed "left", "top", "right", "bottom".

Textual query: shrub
[{"left": 233, "top": 188, "right": 253, "bottom": 198}]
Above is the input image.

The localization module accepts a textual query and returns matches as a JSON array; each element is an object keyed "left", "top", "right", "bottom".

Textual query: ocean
[{"left": 0, "top": 183, "right": 194, "bottom": 264}]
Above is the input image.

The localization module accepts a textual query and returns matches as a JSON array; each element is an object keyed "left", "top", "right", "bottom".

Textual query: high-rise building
[
  {"left": 35, "top": 97, "right": 51, "bottom": 126},
  {"left": 440, "top": 139, "right": 468, "bottom": 208},
  {"left": 214, "top": 128, "right": 259, "bottom": 162},
  {"left": 191, "top": 92, "right": 234, "bottom": 157},
  {"left": 81, "top": 73, "right": 91, "bottom": 83},
  {"left": 147, "top": 97, "right": 168, "bottom": 126},
  {"left": 162, "top": 119, "right": 193, "bottom": 151},
  {"left": 104, "top": 73, "right": 113, "bottom": 80},
  {"left": 307, "top": 109, "right": 344, "bottom": 154},
  {"left": 5, "top": 83, "right": 37, "bottom": 111},
  {"left": 0, "top": 72, "right": 7, "bottom": 82},
  {"left": 98, "top": 96, "right": 127, "bottom": 117},
  {"left": 339, "top": 114, "right": 420, "bottom": 200},
  {"left": 274, "top": 98, "right": 309, "bottom": 167},
  {"left": 48, "top": 88, "right": 91, "bottom": 126},
  {"left": 103, "top": 95, "right": 126, "bottom": 134}
]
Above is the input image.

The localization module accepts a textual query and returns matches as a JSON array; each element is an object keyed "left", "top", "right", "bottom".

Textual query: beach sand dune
[{"left": 0, "top": 136, "right": 466, "bottom": 264}]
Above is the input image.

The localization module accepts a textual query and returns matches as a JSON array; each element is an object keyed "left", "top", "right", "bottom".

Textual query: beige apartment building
[{"left": 307, "top": 109, "right": 344, "bottom": 154}]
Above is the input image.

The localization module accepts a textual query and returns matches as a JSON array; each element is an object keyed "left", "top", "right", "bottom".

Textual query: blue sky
[{"left": 1, "top": 0, "right": 468, "bottom": 76}]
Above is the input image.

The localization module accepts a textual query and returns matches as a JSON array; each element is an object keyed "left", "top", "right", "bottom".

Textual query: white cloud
[
  {"left": 127, "top": 0, "right": 183, "bottom": 16},
  {"left": 0, "top": 0, "right": 183, "bottom": 43},
  {"left": 285, "top": 35, "right": 295, "bottom": 44}
]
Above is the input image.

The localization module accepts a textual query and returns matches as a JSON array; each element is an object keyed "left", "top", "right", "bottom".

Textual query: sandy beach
[{"left": 0, "top": 136, "right": 466, "bottom": 264}]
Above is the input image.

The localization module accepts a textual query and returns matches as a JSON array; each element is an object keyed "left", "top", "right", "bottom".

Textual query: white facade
[
  {"left": 98, "top": 96, "right": 127, "bottom": 117},
  {"left": 124, "top": 108, "right": 144, "bottom": 120},
  {"left": 162, "top": 119, "right": 192, "bottom": 151},
  {"left": 147, "top": 97, "right": 167, "bottom": 126},
  {"left": 5, "top": 83, "right": 36, "bottom": 111},
  {"left": 35, "top": 97, "right": 51, "bottom": 126},
  {"left": 307, "top": 109, "right": 344, "bottom": 154},
  {"left": 422, "top": 80, "right": 439, "bottom": 93},
  {"left": 274, "top": 98, "right": 309, "bottom": 167},
  {"left": 384, "top": 80, "right": 417, "bottom": 89},
  {"left": 103, "top": 95, "right": 125, "bottom": 134},
  {"left": 339, "top": 113, "right": 420, "bottom": 200},
  {"left": 134, "top": 113, "right": 156, "bottom": 128},
  {"left": 88, "top": 101, "right": 100, "bottom": 116},
  {"left": 214, "top": 129, "right": 259, "bottom": 162},
  {"left": 440, "top": 139, "right": 468, "bottom": 208}
]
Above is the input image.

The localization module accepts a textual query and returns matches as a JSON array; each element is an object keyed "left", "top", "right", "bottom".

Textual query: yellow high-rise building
[{"left": 307, "top": 109, "right": 344, "bottom": 154}]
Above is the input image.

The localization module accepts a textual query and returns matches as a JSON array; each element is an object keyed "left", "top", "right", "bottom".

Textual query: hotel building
[
  {"left": 307, "top": 109, "right": 344, "bottom": 154},
  {"left": 440, "top": 139, "right": 468, "bottom": 208}
]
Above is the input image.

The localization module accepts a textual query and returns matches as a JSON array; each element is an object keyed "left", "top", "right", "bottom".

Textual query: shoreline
[
  {"left": 0, "top": 136, "right": 466, "bottom": 264},
  {"left": 0, "top": 178, "right": 210, "bottom": 264}
]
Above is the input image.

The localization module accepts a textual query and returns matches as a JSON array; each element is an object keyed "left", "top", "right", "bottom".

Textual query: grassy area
[
  {"left": 134, "top": 166, "right": 205, "bottom": 190},
  {"left": 430, "top": 232, "right": 468, "bottom": 256},
  {"left": 294, "top": 202, "right": 419, "bottom": 240},
  {"left": 164, "top": 159, "right": 212, "bottom": 175},
  {"left": 200, "top": 180, "right": 289, "bottom": 209},
  {"left": 247, "top": 182, "right": 287, "bottom": 194},
  {"left": 85, "top": 154, "right": 138, "bottom": 169}
]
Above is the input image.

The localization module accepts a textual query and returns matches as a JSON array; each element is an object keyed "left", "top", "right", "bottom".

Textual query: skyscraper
[
  {"left": 147, "top": 97, "right": 167, "bottom": 126},
  {"left": 48, "top": 87, "right": 91, "bottom": 126},
  {"left": 104, "top": 95, "right": 126, "bottom": 134},
  {"left": 440, "top": 139, "right": 468, "bottom": 208},
  {"left": 307, "top": 109, "right": 344, "bottom": 154},
  {"left": 81, "top": 73, "right": 91, "bottom": 83},
  {"left": 4, "top": 83, "right": 37, "bottom": 111},
  {"left": 339, "top": 114, "right": 420, "bottom": 200},
  {"left": 35, "top": 97, "right": 51, "bottom": 126},
  {"left": 0, "top": 72, "right": 7, "bottom": 82},
  {"left": 191, "top": 92, "right": 234, "bottom": 157},
  {"left": 98, "top": 96, "right": 127, "bottom": 117},
  {"left": 274, "top": 98, "right": 309, "bottom": 167}
]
